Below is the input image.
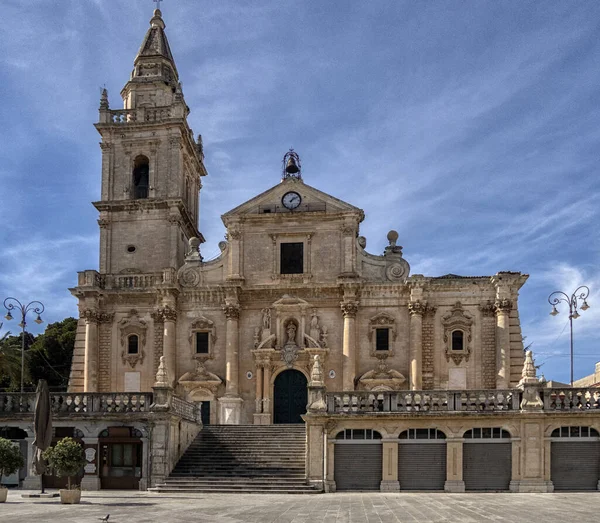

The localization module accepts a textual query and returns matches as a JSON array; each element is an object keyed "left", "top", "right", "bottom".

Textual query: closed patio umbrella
[{"left": 32, "top": 379, "right": 52, "bottom": 493}]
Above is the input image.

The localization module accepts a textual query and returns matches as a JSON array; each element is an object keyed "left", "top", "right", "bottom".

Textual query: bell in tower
[{"left": 282, "top": 149, "right": 302, "bottom": 180}]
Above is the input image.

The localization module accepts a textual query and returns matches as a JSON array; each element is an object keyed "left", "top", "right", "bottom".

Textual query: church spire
[
  {"left": 120, "top": 8, "right": 183, "bottom": 109},
  {"left": 133, "top": 8, "right": 179, "bottom": 84}
]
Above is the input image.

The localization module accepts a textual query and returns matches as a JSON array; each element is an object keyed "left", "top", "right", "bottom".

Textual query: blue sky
[{"left": 0, "top": 0, "right": 598, "bottom": 383}]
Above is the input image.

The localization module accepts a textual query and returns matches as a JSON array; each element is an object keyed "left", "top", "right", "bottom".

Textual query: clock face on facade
[{"left": 282, "top": 191, "right": 302, "bottom": 210}]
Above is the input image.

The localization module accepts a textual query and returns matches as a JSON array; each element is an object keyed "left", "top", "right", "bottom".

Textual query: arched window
[
  {"left": 335, "top": 429, "right": 382, "bottom": 440},
  {"left": 451, "top": 330, "right": 464, "bottom": 351},
  {"left": 127, "top": 334, "right": 139, "bottom": 355},
  {"left": 464, "top": 427, "right": 510, "bottom": 439},
  {"left": 551, "top": 426, "right": 600, "bottom": 438},
  {"left": 399, "top": 428, "right": 446, "bottom": 440},
  {"left": 132, "top": 156, "right": 149, "bottom": 199}
]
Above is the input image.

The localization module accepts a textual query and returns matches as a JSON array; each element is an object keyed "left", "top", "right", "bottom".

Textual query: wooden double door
[
  {"left": 273, "top": 369, "right": 307, "bottom": 424},
  {"left": 99, "top": 440, "right": 143, "bottom": 489}
]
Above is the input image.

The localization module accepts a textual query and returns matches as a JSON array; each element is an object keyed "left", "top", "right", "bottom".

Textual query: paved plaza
[{"left": 1, "top": 490, "right": 599, "bottom": 523}]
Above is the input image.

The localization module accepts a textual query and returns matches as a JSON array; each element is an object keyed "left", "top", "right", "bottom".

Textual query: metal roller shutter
[
  {"left": 463, "top": 443, "right": 511, "bottom": 491},
  {"left": 551, "top": 442, "right": 600, "bottom": 491},
  {"left": 398, "top": 443, "right": 446, "bottom": 490},
  {"left": 334, "top": 444, "right": 382, "bottom": 491}
]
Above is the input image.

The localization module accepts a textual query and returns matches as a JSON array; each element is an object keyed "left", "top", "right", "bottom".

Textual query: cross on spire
[{"left": 153, "top": 0, "right": 162, "bottom": 9}]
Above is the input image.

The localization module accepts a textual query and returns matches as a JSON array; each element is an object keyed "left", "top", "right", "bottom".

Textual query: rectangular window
[
  {"left": 375, "top": 328, "right": 390, "bottom": 351},
  {"left": 280, "top": 242, "right": 304, "bottom": 274},
  {"left": 196, "top": 332, "right": 209, "bottom": 354}
]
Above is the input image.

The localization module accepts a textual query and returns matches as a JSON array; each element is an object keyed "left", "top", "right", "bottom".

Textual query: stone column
[
  {"left": 495, "top": 299, "right": 512, "bottom": 389},
  {"left": 306, "top": 421, "right": 326, "bottom": 490},
  {"left": 82, "top": 309, "right": 100, "bottom": 393},
  {"left": 255, "top": 365, "right": 263, "bottom": 412},
  {"left": 444, "top": 438, "right": 465, "bottom": 492},
  {"left": 340, "top": 301, "right": 359, "bottom": 391},
  {"left": 219, "top": 302, "right": 243, "bottom": 424},
  {"left": 157, "top": 306, "right": 178, "bottom": 387},
  {"left": 80, "top": 437, "right": 101, "bottom": 491},
  {"left": 263, "top": 363, "right": 272, "bottom": 416},
  {"left": 21, "top": 436, "right": 41, "bottom": 490},
  {"left": 325, "top": 438, "right": 336, "bottom": 492},
  {"left": 408, "top": 301, "right": 425, "bottom": 390},
  {"left": 380, "top": 440, "right": 400, "bottom": 491}
]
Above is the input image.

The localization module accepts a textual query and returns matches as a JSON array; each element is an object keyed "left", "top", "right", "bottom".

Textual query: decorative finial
[
  {"left": 150, "top": 1, "right": 165, "bottom": 29},
  {"left": 185, "top": 237, "right": 203, "bottom": 262},
  {"left": 154, "top": 356, "right": 169, "bottom": 387},
  {"left": 384, "top": 230, "right": 403, "bottom": 256},
  {"left": 310, "top": 355, "right": 324, "bottom": 386},
  {"left": 196, "top": 134, "right": 204, "bottom": 159},
  {"left": 282, "top": 149, "right": 302, "bottom": 180},
  {"left": 99, "top": 87, "right": 109, "bottom": 110}
]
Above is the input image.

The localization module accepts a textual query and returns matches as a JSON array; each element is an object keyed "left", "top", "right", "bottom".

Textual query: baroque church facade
[{"left": 68, "top": 8, "right": 528, "bottom": 428}]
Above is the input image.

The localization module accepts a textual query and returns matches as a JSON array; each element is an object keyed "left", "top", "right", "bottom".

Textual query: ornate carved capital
[
  {"left": 340, "top": 225, "right": 355, "bottom": 236},
  {"left": 408, "top": 300, "right": 427, "bottom": 316},
  {"left": 222, "top": 303, "right": 240, "bottom": 320},
  {"left": 340, "top": 301, "right": 359, "bottom": 318},
  {"left": 494, "top": 299, "right": 513, "bottom": 313},
  {"left": 479, "top": 301, "right": 496, "bottom": 317},
  {"left": 98, "top": 312, "right": 115, "bottom": 323},
  {"left": 155, "top": 305, "right": 177, "bottom": 322},
  {"left": 99, "top": 142, "right": 113, "bottom": 151},
  {"left": 81, "top": 309, "right": 100, "bottom": 324},
  {"left": 227, "top": 228, "right": 242, "bottom": 241},
  {"left": 97, "top": 218, "right": 111, "bottom": 229}
]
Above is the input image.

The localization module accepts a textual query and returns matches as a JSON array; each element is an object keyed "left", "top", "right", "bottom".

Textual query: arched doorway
[{"left": 273, "top": 369, "right": 307, "bottom": 424}]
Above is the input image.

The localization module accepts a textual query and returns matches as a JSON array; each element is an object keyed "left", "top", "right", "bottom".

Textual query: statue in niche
[
  {"left": 309, "top": 309, "right": 321, "bottom": 343},
  {"left": 321, "top": 325, "right": 328, "bottom": 348},
  {"left": 281, "top": 319, "right": 299, "bottom": 368},
  {"left": 261, "top": 308, "right": 271, "bottom": 331},
  {"left": 259, "top": 308, "right": 274, "bottom": 348},
  {"left": 286, "top": 322, "right": 297, "bottom": 346}
]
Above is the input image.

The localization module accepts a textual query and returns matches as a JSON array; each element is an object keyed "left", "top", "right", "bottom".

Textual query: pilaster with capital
[
  {"left": 340, "top": 300, "right": 359, "bottom": 391},
  {"left": 494, "top": 298, "right": 512, "bottom": 389},
  {"left": 408, "top": 300, "right": 427, "bottom": 390},
  {"left": 81, "top": 309, "right": 113, "bottom": 392},
  {"left": 155, "top": 305, "right": 178, "bottom": 387},
  {"left": 222, "top": 301, "right": 241, "bottom": 398}
]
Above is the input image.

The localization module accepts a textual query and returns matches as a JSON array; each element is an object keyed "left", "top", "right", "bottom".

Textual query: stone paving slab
[{"left": 1, "top": 490, "right": 599, "bottom": 523}]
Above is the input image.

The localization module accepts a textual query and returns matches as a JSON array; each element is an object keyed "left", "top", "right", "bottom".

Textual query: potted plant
[
  {"left": 0, "top": 437, "right": 25, "bottom": 502},
  {"left": 43, "top": 437, "right": 86, "bottom": 504}
]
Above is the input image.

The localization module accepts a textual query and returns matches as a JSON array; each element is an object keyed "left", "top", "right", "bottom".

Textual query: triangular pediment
[{"left": 222, "top": 178, "right": 363, "bottom": 222}]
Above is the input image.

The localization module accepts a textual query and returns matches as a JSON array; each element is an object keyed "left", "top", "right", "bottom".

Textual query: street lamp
[
  {"left": 3, "top": 298, "right": 45, "bottom": 393},
  {"left": 547, "top": 286, "right": 590, "bottom": 387}
]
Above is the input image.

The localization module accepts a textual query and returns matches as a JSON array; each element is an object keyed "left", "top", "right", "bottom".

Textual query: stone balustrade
[
  {"left": 0, "top": 392, "right": 152, "bottom": 415},
  {"left": 543, "top": 388, "right": 600, "bottom": 410},
  {"left": 77, "top": 270, "right": 163, "bottom": 290},
  {"left": 170, "top": 395, "right": 201, "bottom": 423},
  {"left": 104, "top": 107, "right": 172, "bottom": 125},
  {"left": 325, "top": 387, "right": 600, "bottom": 414}
]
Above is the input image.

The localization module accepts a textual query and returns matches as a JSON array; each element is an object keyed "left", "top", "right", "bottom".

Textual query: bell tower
[{"left": 94, "top": 8, "right": 207, "bottom": 274}]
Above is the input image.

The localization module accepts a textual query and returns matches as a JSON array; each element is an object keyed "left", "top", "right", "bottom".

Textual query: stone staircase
[{"left": 151, "top": 424, "right": 321, "bottom": 494}]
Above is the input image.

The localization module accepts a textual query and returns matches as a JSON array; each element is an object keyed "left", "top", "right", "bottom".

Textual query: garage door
[
  {"left": 463, "top": 428, "right": 511, "bottom": 491},
  {"left": 334, "top": 429, "right": 382, "bottom": 491},
  {"left": 398, "top": 428, "right": 446, "bottom": 490},
  {"left": 551, "top": 426, "right": 600, "bottom": 491}
]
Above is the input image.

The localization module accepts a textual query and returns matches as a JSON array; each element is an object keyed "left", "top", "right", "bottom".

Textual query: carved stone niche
[
  {"left": 188, "top": 315, "right": 217, "bottom": 361},
  {"left": 119, "top": 310, "right": 147, "bottom": 368},
  {"left": 442, "top": 302, "right": 473, "bottom": 365},
  {"left": 368, "top": 312, "right": 397, "bottom": 357}
]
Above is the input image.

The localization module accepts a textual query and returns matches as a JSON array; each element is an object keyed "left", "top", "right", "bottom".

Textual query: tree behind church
[{"left": 27, "top": 318, "right": 77, "bottom": 391}]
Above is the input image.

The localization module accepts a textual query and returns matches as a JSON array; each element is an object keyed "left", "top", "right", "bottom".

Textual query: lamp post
[
  {"left": 547, "top": 286, "right": 590, "bottom": 387},
  {"left": 3, "top": 298, "right": 45, "bottom": 393}
]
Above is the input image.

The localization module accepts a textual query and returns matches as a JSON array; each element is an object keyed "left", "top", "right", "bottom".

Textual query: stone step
[{"left": 150, "top": 487, "right": 318, "bottom": 494}]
